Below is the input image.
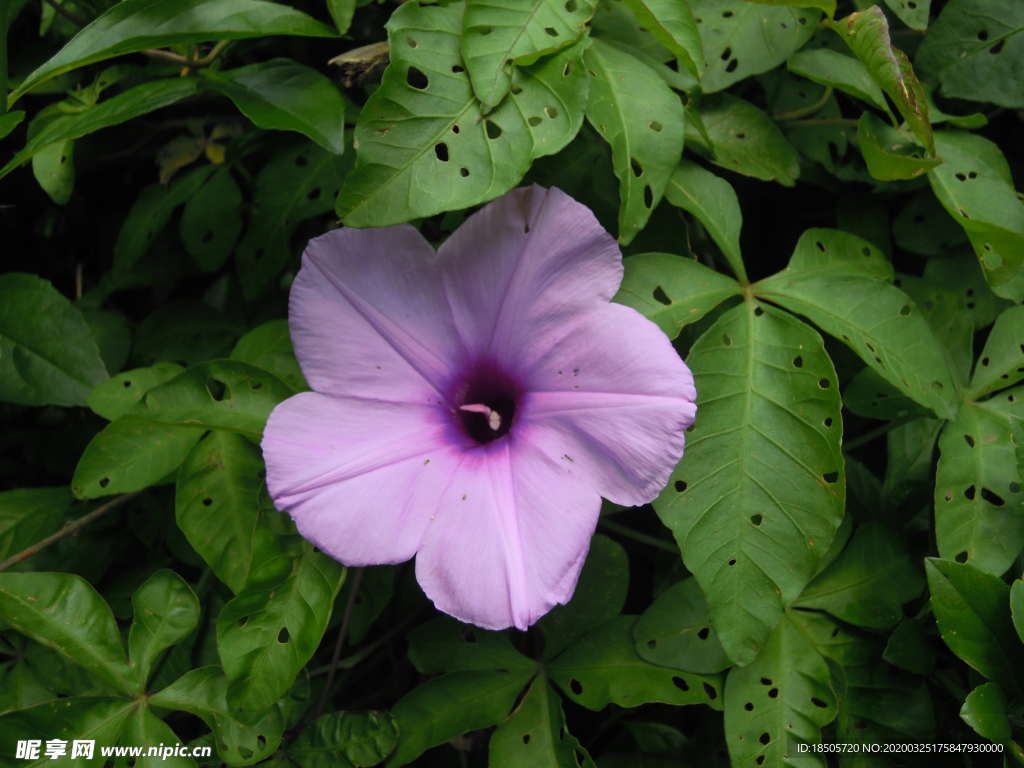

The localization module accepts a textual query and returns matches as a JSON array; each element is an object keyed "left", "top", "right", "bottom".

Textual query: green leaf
[
  {"left": 795, "top": 523, "right": 923, "bottom": 630},
  {"left": 723, "top": 613, "right": 836, "bottom": 764},
  {"left": 691, "top": 0, "right": 817, "bottom": 93},
  {"left": 633, "top": 578, "right": 731, "bottom": 674},
  {"left": 134, "top": 301, "right": 242, "bottom": 365},
  {"left": 128, "top": 569, "right": 199, "bottom": 687},
  {"left": 180, "top": 167, "right": 243, "bottom": 272},
  {"left": 119, "top": 706, "right": 196, "bottom": 768},
  {"left": 10, "top": 0, "right": 336, "bottom": 103},
  {"left": 786, "top": 46, "right": 892, "bottom": 115},
  {"left": 537, "top": 534, "right": 628, "bottom": 659},
  {"left": 928, "top": 131, "right": 1024, "bottom": 303},
  {"left": 696, "top": 94, "right": 800, "bottom": 186},
  {"left": 87, "top": 362, "right": 185, "bottom": 421},
  {"left": 549, "top": 616, "right": 721, "bottom": 710},
  {"left": 892, "top": 191, "right": 967, "bottom": 256},
  {"left": 1013, "top": 579, "right": 1024, "bottom": 644},
  {"left": 81, "top": 308, "right": 131, "bottom": 376},
  {"left": 827, "top": 5, "right": 933, "bottom": 154},
  {"left": 969, "top": 306, "right": 1024, "bottom": 399},
  {"left": 0, "top": 698, "right": 134, "bottom": 767},
  {"left": 843, "top": 366, "right": 930, "bottom": 422},
  {"left": 0, "top": 273, "right": 107, "bottom": 407},
  {"left": 326, "top": 0, "right": 356, "bottom": 35},
  {"left": 0, "top": 79, "right": 201, "bottom": 182},
  {"left": 151, "top": 666, "right": 284, "bottom": 766},
  {"left": 583, "top": 39, "right": 685, "bottom": 244},
  {"left": 385, "top": 669, "right": 534, "bottom": 767},
  {"left": 72, "top": 417, "right": 204, "bottom": 499},
  {"left": 32, "top": 138, "right": 75, "bottom": 205},
  {"left": 0, "top": 110, "right": 24, "bottom": 140},
  {"left": 460, "top": 0, "right": 596, "bottom": 108},
  {"left": 218, "top": 545, "right": 345, "bottom": 722},
  {"left": 408, "top": 617, "right": 534, "bottom": 675},
  {"left": 489, "top": 675, "right": 595, "bottom": 768},
  {"left": 621, "top": 0, "right": 704, "bottom": 78},
  {"left": 653, "top": 301, "right": 844, "bottom": 665},
  {"left": 290, "top": 711, "right": 399, "bottom": 768},
  {"left": 747, "top": 0, "right": 835, "bottom": 15},
  {"left": 883, "top": 0, "right": 930, "bottom": 30},
  {"left": 883, "top": 618, "right": 935, "bottom": 676},
  {"left": 934, "top": 391, "right": 1024, "bottom": 575},
  {"left": 663, "top": 159, "right": 746, "bottom": 281},
  {"left": 230, "top": 320, "right": 307, "bottom": 394},
  {"left": 756, "top": 228, "right": 958, "bottom": 419},
  {"left": 337, "top": 3, "right": 589, "bottom": 227},
  {"left": 0, "top": 487, "right": 70, "bottom": 565},
  {"left": 915, "top": 0, "right": 1023, "bottom": 108},
  {"left": 614, "top": 252, "right": 740, "bottom": 340},
  {"left": 203, "top": 60, "right": 345, "bottom": 154},
  {"left": 925, "top": 558, "right": 1024, "bottom": 690},
  {"left": 856, "top": 112, "right": 940, "bottom": 181},
  {"left": 960, "top": 682, "right": 1011, "bottom": 743},
  {"left": 0, "top": 572, "right": 134, "bottom": 695}
]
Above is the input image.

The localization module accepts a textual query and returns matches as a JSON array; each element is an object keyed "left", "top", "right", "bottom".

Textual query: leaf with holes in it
[
  {"left": 180, "top": 166, "right": 243, "bottom": 273},
  {"left": 151, "top": 666, "right": 284, "bottom": 766},
  {"left": 337, "top": 2, "right": 589, "bottom": 227},
  {"left": 291, "top": 710, "right": 400, "bottom": 768},
  {"left": 663, "top": 159, "right": 746, "bottom": 282},
  {"left": 747, "top": 0, "right": 835, "bottom": 15},
  {"left": 237, "top": 143, "right": 348, "bottom": 301},
  {"left": 614, "top": 252, "right": 740, "bottom": 340},
  {"left": 652, "top": 301, "right": 844, "bottom": 666},
  {"left": 795, "top": 523, "right": 923, "bottom": 630},
  {"left": 128, "top": 569, "right": 199, "bottom": 688},
  {"left": 408, "top": 616, "right": 536, "bottom": 676},
  {"left": 925, "top": 558, "right": 1024, "bottom": 691},
  {"left": 0, "top": 273, "right": 108, "bottom": 407},
  {"left": 691, "top": 0, "right": 818, "bottom": 93},
  {"left": 828, "top": 5, "right": 933, "bottom": 155},
  {"left": 633, "top": 578, "right": 731, "bottom": 674},
  {"left": 934, "top": 390, "right": 1024, "bottom": 576},
  {"left": 87, "top": 362, "right": 185, "bottom": 421},
  {"left": 893, "top": 192, "right": 967, "bottom": 257},
  {"left": 857, "top": 112, "right": 940, "bottom": 182},
  {"left": 960, "top": 682, "right": 1012, "bottom": 743},
  {"left": 621, "top": 0, "right": 705, "bottom": 77},
  {"left": 583, "top": 39, "right": 684, "bottom": 244},
  {"left": 549, "top": 616, "right": 722, "bottom": 710},
  {"left": 915, "top": 0, "right": 1023, "bottom": 108},
  {"left": 385, "top": 669, "right": 535, "bottom": 768},
  {"left": 460, "top": 0, "right": 596, "bottom": 109},
  {"left": 883, "top": 0, "right": 931, "bottom": 31},
  {"left": 489, "top": 675, "right": 595, "bottom": 768},
  {"left": 969, "top": 306, "right": 1024, "bottom": 399},
  {"left": 696, "top": 94, "right": 799, "bottom": 186},
  {"left": 928, "top": 132, "right": 1024, "bottom": 303},
  {"left": 756, "top": 229, "right": 958, "bottom": 420},
  {"left": 724, "top": 613, "right": 836, "bottom": 765},
  {"left": 230, "top": 320, "right": 308, "bottom": 394}
]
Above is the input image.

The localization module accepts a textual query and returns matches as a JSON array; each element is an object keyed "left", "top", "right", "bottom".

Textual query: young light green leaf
[
  {"left": 934, "top": 391, "right": 1024, "bottom": 576},
  {"left": 915, "top": 0, "right": 1023, "bottom": 108},
  {"left": 795, "top": 523, "right": 923, "bottom": 630},
  {"left": 151, "top": 666, "right": 285, "bottom": 765},
  {"left": 696, "top": 94, "right": 800, "bottom": 186},
  {"left": 180, "top": 167, "right": 243, "bottom": 272},
  {"left": 692, "top": 0, "right": 817, "bottom": 93},
  {"left": 724, "top": 614, "right": 836, "bottom": 764},
  {"left": 0, "top": 487, "right": 70, "bottom": 565},
  {"left": 9, "top": 0, "right": 336, "bottom": 103},
  {"left": 925, "top": 558, "right": 1024, "bottom": 691},
  {"left": 633, "top": 578, "right": 731, "bottom": 674},
  {"left": 583, "top": 39, "right": 685, "bottom": 244},
  {"left": 621, "top": 0, "right": 704, "bottom": 77},
  {"left": 87, "top": 362, "right": 185, "bottom": 421},
  {"left": 663, "top": 159, "right": 746, "bottom": 281},
  {"left": 203, "top": 60, "right": 345, "bottom": 154},
  {"left": 0, "top": 572, "right": 134, "bottom": 695},
  {"left": 969, "top": 306, "right": 1024, "bottom": 399},
  {"left": 654, "top": 302, "right": 844, "bottom": 665},
  {"left": 0, "top": 79, "right": 201, "bottom": 182},
  {"left": 756, "top": 229, "right": 958, "bottom": 419},
  {"left": 32, "top": 139, "right": 74, "bottom": 205},
  {"left": 928, "top": 131, "right": 1024, "bottom": 303},
  {"left": 856, "top": 112, "right": 941, "bottom": 181},
  {"left": 489, "top": 675, "right": 595, "bottom": 768},
  {"left": 128, "top": 569, "right": 199, "bottom": 687},
  {"left": 883, "top": 0, "right": 930, "bottom": 30},
  {"left": 218, "top": 545, "right": 345, "bottom": 722},
  {"left": 0, "top": 273, "right": 107, "bottom": 407},
  {"left": 827, "top": 5, "right": 933, "bottom": 154},
  {"left": 337, "top": 3, "right": 589, "bottom": 227},
  {"left": 326, "top": 0, "right": 356, "bottom": 35},
  {"left": 230, "top": 320, "right": 307, "bottom": 394},
  {"left": 460, "top": 0, "right": 595, "bottom": 108},
  {"left": 788, "top": 48, "right": 890, "bottom": 116},
  {"left": 290, "top": 711, "right": 399, "bottom": 768},
  {"left": 614, "top": 252, "right": 740, "bottom": 340},
  {"left": 408, "top": 616, "right": 535, "bottom": 676},
  {"left": 549, "top": 616, "right": 721, "bottom": 710},
  {"left": 960, "top": 682, "right": 1011, "bottom": 743}
]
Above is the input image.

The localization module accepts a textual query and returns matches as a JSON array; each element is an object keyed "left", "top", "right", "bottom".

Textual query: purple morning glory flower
[{"left": 261, "top": 186, "right": 697, "bottom": 631}]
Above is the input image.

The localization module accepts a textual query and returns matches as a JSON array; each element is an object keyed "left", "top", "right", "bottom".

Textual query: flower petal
[
  {"left": 263, "top": 392, "right": 456, "bottom": 565},
  {"left": 291, "top": 225, "right": 463, "bottom": 403},
  {"left": 521, "top": 303, "right": 697, "bottom": 505},
  {"left": 415, "top": 439, "right": 600, "bottom": 631},
  {"left": 438, "top": 185, "right": 622, "bottom": 363}
]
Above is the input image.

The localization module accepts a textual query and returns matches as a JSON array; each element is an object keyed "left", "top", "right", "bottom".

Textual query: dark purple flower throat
[{"left": 450, "top": 359, "right": 522, "bottom": 445}]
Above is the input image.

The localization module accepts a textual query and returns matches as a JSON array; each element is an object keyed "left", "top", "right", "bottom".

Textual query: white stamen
[{"left": 459, "top": 403, "right": 502, "bottom": 431}]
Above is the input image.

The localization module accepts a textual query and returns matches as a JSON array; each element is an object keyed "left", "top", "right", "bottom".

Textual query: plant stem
[
  {"left": 41, "top": 0, "right": 88, "bottom": 28},
  {"left": 0, "top": 492, "right": 141, "bottom": 572},
  {"left": 599, "top": 519, "right": 677, "bottom": 554},
  {"left": 141, "top": 40, "right": 229, "bottom": 69},
  {"left": 844, "top": 415, "right": 916, "bottom": 452},
  {"left": 774, "top": 86, "right": 834, "bottom": 121},
  {"left": 312, "top": 567, "right": 364, "bottom": 721}
]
